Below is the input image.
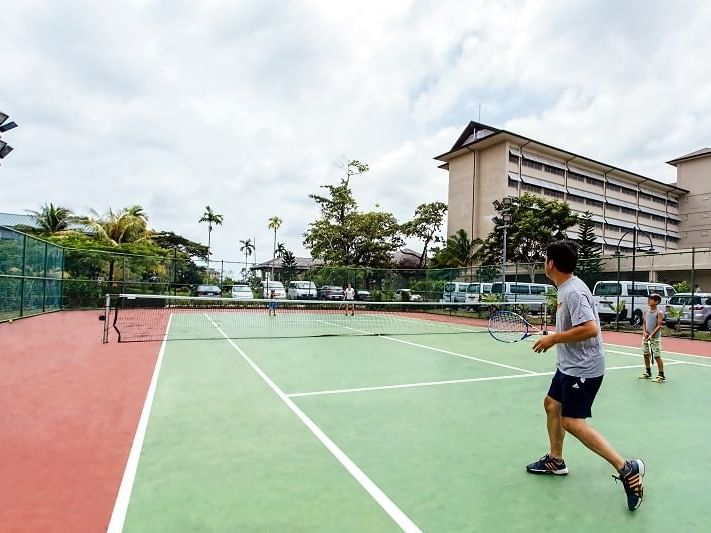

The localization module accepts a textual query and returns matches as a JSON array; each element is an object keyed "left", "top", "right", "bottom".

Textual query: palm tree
[
  {"left": 199, "top": 206, "right": 224, "bottom": 269},
  {"left": 239, "top": 238, "right": 255, "bottom": 280},
  {"left": 267, "top": 216, "right": 283, "bottom": 281},
  {"left": 80, "top": 205, "right": 151, "bottom": 282},
  {"left": 275, "top": 242, "right": 287, "bottom": 258},
  {"left": 26, "top": 203, "right": 74, "bottom": 234}
]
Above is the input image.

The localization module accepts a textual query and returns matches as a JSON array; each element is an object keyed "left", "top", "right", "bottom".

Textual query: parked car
[
  {"left": 490, "top": 282, "right": 555, "bottom": 312},
  {"left": 319, "top": 285, "right": 344, "bottom": 300},
  {"left": 664, "top": 293, "right": 711, "bottom": 331},
  {"left": 230, "top": 284, "right": 254, "bottom": 300},
  {"left": 593, "top": 281, "right": 675, "bottom": 325},
  {"left": 261, "top": 280, "right": 286, "bottom": 299},
  {"left": 443, "top": 282, "right": 471, "bottom": 303},
  {"left": 355, "top": 289, "right": 371, "bottom": 301},
  {"left": 393, "top": 289, "right": 423, "bottom": 302},
  {"left": 194, "top": 284, "right": 222, "bottom": 297},
  {"left": 288, "top": 281, "right": 318, "bottom": 300},
  {"left": 464, "top": 282, "right": 494, "bottom": 304}
]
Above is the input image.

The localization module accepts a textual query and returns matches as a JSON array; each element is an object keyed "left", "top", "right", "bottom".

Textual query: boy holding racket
[
  {"left": 343, "top": 283, "right": 356, "bottom": 316},
  {"left": 529, "top": 240, "right": 644, "bottom": 511},
  {"left": 639, "top": 293, "right": 665, "bottom": 382}
]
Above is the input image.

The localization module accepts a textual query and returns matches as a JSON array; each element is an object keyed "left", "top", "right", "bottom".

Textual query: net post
[{"left": 102, "top": 293, "right": 111, "bottom": 343}]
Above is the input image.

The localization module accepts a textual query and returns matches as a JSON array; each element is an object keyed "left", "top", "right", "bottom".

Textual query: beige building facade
[
  {"left": 667, "top": 148, "right": 711, "bottom": 248},
  {"left": 436, "top": 122, "right": 703, "bottom": 254}
]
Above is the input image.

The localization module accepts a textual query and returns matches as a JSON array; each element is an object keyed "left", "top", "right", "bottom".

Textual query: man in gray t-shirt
[{"left": 527, "top": 240, "right": 645, "bottom": 512}]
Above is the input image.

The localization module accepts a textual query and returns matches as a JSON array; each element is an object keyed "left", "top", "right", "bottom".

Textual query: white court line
[
  {"left": 604, "top": 342, "right": 711, "bottom": 361},
  {"left": 287, "top": 362, "right": 680, "bottom": 398},
  {"left": 204, "top": 313, "right": 422, "bottom": 533},
  {"left": 107, "top": 314, "right": 173, "bottom": 533},
  {"left": 606, "top": 349, "right": 711, "bottom": 368},
  {"left": 318, "top": 319, "right": 538, "bottom": 375}
]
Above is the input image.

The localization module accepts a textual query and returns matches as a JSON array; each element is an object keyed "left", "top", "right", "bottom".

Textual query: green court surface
[{"left": 114, "top": 311, "right": 711, "bottom": 532}]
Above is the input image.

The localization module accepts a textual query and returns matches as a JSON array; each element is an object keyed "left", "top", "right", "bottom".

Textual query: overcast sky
[{"left": 2, "top": 0, "right": 710, "bottom": 269}]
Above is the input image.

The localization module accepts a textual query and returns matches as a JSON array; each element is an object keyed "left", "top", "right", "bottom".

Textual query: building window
[
  {"left": 638, "top": 212, "right": 651, "bottom": 220},
  {"left": 586, "top": 198, "right": 603, "bottom": 208},
  {"left": 606, "top": 204, "right": 621, "bottom": 212},
  {"left": 669, "top": 219, "right": 679, "bottom": 226},
  {"left": 508, "top": 177, "right": 519, "bottom": 188},
  {"left": 544, "top": 164, "right": 565, "bottom": 176},
  {"left": 607, "top": 184, "right": 622, "bottom": 193},
  {"left": 509, "top": 153, "right": 520, "bottom": 164},
  {"left": 521, "top": 184, "right": 542, "bottom": 194},
  {"left": 568, "top": 194, "right": 585, "bottom": 204},
  {"left": 640, "top": 193, "right": 654, "bottom": 202},
  {"left": 522, "top": 158, "right": 543, "bottom": 171},
  {"left": 652, "top": 196, "right": 666, "bottom": 205},
  {"left": 652, "top": 214, "right": 665, "bottom": 223},
  {"left": 568, "top": 172, "right": 586, "bottom": 183},
  {"left": 668, "top": 200, "right": 679, "bottom": 208},
  {"left": 585, "top": 177, "right": 604, "bottom": 188},
  {"left": 621, "top": 188, "right": 637, "bottom": 197},
  {"left": 543, "top": 188, "right": 565, "bottom": 199},
  {"left": 621, "top": 207, "right": 636, "bottom": 215}
]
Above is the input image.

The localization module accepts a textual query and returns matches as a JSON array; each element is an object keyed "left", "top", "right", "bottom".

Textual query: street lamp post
[
  {"left": 494, "top": 197, "right": 515, "bottom": 283},
  {"left": 614, "top": 228, "right": 656, "bottom": 330},
  {"left": 0, "top": 111, "right": 19, "bottom": 164}
]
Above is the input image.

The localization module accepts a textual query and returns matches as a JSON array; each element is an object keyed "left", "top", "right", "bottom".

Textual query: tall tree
[
  {"left": 267, "top": 216, "right": 283, "bottom": 280},
  {"left": 576, "top": 211, "right": 603, "bottom": 288},
  {"left": 26, "top": 203, "right": 75, "bottom": 234},
  {"left": 304, "top": 160, "right": 402, "bottom": 267},
  {"left": 198, "top": 206, "right": 224, "bottom": 267},
  {"left": 401, "top": 202, "right": 448, "bottom": 268},
  {"left": 239, "top": 238, "right": 255, "bottom": 276},
  {"left": 153, "top": 231, "right": 208, "bottom": 260},
  {"left": 280, "top": 250, "right": 298, "bottom": 285},
  {"left": 275, "top": 242, "right": 287, "bottom": 258},
  {"left": 476, "top": 194, "right": 578, "bottom": 281}
]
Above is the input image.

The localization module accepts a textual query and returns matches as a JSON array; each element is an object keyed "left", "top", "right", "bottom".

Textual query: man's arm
[{"left": 533, "top": 320, "right": 598, "bottom": 352}]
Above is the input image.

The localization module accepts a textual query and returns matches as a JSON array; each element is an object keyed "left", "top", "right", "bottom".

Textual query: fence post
[
  {"left": 614, "top": 252, "right": 621, "bottom": 331},
  {"left": 121, "top": 255, "right": 127, "bottom": 294},
  {"left": 102, "top": 293, "right": 111, "bottom": 344},
  {"left": 19, "top": 234, "right": 27, "bottom": 318},
  {"left": 220, "top": 260, "right": 224, "bottom": 289},
  {"left": 60, "top": 248, "right": 65, "bottom": 310},
  {"left": 42, "top": 241, "right": 48, "bottom": 312},
  {"left": 690, "top": 247, "right": 696, "bottom": 339}
]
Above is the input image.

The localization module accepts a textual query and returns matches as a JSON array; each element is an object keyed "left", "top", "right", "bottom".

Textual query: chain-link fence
[
  {"left": 0, "top": 227, "right": 64, "bottom": 320},
  {"left": 2, "top": 226, "right": 709, "bottom": 339}
]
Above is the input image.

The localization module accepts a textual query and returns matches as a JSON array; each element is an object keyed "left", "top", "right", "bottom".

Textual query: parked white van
[
  {"left": 261, "top": 280, "right": 286, "bottom": 299},
  {"left": 593, "top": 281, "right": 675, "bottom": 325},
  {"left": 443, "top": 282, "right": 471, "bottom": 303},
  {"left": 490, "top": 282, "right": 556, "bottom": 311},
  {"left": 464, "top": 283, "right": 493, "bottom": 304},
  {"left": 288, "top": 281, "right": 318, "bottom": 300}
]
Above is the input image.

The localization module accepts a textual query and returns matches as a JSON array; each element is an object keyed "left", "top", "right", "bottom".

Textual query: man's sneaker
[
  {"left": 652, "top": 375, "right": 666, "bottom": 383},
  {"left": 638, "top": 372, "right": 652, "bottom": 380},
  {"left": 613, "top": 459, "right": 645, "bottom": 511},
  {"left": 526, "top": 454, "right": 568, "bottom": 475}
]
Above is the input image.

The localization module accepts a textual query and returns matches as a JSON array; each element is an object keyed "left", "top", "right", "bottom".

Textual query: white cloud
[{"left": 1, "top": 0, "right": 710, "bottom": 261}]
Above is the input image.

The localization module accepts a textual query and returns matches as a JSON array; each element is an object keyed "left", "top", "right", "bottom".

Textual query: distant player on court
[
  {"left": 640, "top": 293, "right": 665, "bottom": 382},
  {"left": 343, "top": 283, "right": 355, "bottom": 316},
  {"left": 529, "top": 240, "right": 645, "bottom": 511},
  {"left": 268, "top": 289, "right": 278, "bottom": 316}
]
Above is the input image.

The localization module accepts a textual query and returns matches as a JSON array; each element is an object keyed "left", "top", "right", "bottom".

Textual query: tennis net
[{"left": 105, "top": 294, "right": 549, "bottom": 342}]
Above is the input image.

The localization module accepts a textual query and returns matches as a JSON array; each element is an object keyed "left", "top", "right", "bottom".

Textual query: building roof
[
  {"left": 435, "top": 121, "right": 689, "bottom": 195},
  {"left": 252, "top": 256, "right": 324, "bottom": 270},
  {"left": 666, "top": 147, "right": 711, "bottom": 166},
  {"left": 0, "top": 212, "right": 90, "bottom": 232}
]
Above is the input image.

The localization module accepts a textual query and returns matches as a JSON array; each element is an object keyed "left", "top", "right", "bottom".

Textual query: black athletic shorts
[{"left": 547, "top": 369, "right": 603, "bottom": 419}]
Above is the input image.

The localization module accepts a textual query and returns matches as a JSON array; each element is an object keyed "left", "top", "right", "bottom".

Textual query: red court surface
[{"left": 0, "top": 312, "right": 159, "bottom": 533}]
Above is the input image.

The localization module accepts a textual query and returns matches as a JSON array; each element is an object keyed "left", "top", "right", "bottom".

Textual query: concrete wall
[{"left": 446, "top": 151, "right": 476, "bottom": 238}]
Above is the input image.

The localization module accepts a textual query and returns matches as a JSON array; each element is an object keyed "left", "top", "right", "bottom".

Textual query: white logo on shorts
[{"left": 572, "top": 383, "right": 580, "bottom": 389}]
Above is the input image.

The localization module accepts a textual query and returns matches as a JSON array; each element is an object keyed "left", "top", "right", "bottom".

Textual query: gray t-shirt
[{"left": 555, "top": 276, "right": 605, "bottom": 378}]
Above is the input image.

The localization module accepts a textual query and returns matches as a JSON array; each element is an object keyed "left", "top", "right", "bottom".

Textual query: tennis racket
[{"left": 488, "top": 310, "right": 548, "bottom": 343}]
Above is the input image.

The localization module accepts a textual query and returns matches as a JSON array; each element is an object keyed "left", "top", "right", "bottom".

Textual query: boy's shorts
[{"left": 643, "top": 337, "right": 662, "bottom": 358}]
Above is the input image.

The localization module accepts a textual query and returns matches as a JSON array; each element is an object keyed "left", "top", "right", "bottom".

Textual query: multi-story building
[
  {"left": 667, "top": 148, "right": 711, "bottom": 248},
  {"left": 436, "top": 121, "right": 691, "bottom": 254}
]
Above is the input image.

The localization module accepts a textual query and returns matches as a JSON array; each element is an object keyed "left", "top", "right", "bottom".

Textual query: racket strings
[{"left": 488, "top": 311, "right": 528, "bottom": 343}]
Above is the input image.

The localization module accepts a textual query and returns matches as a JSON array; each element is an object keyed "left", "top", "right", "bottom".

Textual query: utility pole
[{"left": 494, "top": 197, "right": 515, "bottom": 283}]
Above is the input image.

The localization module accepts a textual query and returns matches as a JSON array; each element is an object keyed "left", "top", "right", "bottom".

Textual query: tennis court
[{"left": 98, "top": 297, "right": 711, "bottom": 532}]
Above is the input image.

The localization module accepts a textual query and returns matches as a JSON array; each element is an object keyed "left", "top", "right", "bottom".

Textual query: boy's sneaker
[
  {"left": 652, "top": 375, "right": 666, "bottom": 383},
  {"left": 526, "top": 454, "right": 568, "bottom": 475},
  {"left": 638, "top": 372, "right": 652, "bottom": 380},
  {"left": 613, "top": 459, "right": 645, "bottom": 511}
]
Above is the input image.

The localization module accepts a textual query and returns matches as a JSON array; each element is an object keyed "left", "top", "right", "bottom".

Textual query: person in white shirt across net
[{"left": 343, "top": 283, "right": 356, "bottom": 316}]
